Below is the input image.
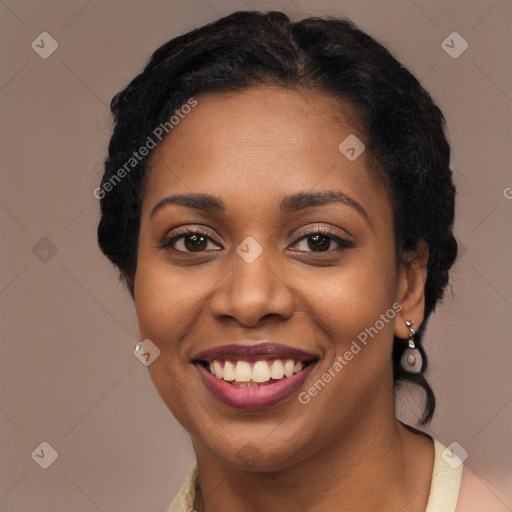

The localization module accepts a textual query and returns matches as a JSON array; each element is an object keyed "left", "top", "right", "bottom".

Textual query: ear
[{"left": 394, "top": 240, "right": 429, "bottom": 339}]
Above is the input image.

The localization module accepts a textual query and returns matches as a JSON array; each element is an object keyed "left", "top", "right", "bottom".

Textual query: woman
[{"left": 97, "top": 10, "right": 483, "bottom": 511}]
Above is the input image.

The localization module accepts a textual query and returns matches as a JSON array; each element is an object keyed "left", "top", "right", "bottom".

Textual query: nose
[{"left": 209, "top": 246, "right": 294, "bottom": 327}]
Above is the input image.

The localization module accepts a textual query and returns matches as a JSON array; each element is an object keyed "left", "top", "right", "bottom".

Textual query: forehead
[{"left": 143, "top": 87, "right": 387, "bottom": 217}]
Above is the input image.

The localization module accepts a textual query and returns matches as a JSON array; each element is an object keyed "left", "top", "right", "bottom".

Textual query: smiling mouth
[
  {"left": 196, "top": 358, "right": 318, "bottom": 387},
  {"left": 191, "top": 341, "right": 319, "bottom": 409}
]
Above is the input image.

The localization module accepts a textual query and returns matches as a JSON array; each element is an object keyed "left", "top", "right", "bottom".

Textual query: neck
[{"left": 191, "top": 406, "right": 434, "bottom": 512}]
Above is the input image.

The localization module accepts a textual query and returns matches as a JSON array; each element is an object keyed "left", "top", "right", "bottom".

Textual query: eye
[
  {"left": 290, "top": 227, "right": 354, "bottom": 253},
  {"left": 161, "top": 226, "right": 354, "bottom": 254},
  {"left": 161, "top": 229, "right": 222, "bottom": 253}
]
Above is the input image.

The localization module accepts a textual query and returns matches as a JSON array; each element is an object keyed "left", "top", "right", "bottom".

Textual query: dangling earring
[{"left": 400, "top": 320, "right": 422, "bottom": 373}]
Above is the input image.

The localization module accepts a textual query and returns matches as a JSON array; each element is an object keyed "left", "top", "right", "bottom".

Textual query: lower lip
[{"left": 195, "top": 363, "right": 316, "bottom": 410}]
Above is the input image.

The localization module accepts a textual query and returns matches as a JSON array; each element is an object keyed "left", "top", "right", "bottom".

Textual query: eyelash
[
  {"left": 293, "top": 227, "right": 355, "bottom": 252},
  {"left": 160, "top": 226, "right": 355, "bottom": 254}
]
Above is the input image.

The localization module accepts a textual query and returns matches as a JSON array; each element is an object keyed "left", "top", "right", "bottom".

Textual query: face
[{"left": 134, "top": 87, "right": 416, "bottom": 471}]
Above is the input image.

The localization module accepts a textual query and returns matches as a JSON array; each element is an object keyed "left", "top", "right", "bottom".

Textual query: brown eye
[
  {"left": 291, "top": 228, "right": 354, "bottom": 253},
  {"left": 307, "top": 234, "right": 332, "bottom": 252},
  {"left": 183, "top": 234, "right": 208, "bottom": 252},
  {"left": 162, "top": 230, "right": 222, "bottom": 253}
]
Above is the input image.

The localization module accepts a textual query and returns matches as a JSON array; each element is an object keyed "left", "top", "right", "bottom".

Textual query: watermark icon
[
  {"left": 236, "top": 236, "right": 263, "bottom": 263},
  {"left": 31, "top": 32, "right": 58, "bottom": 59},
  {"left": 31, "top": 441, "right": 58, "bottom": 469},
  {"left": 441, "top": 32, "right": 468, "bottom": 59},
  {"left": 503, "top": 187, "right": 512, "bottom": 200},
  {"left": 32, "top": 237, "right": 58, "bottom": 263},
  {"left": 338, "top": 134, "right": 365, "bottom": 161},
  {"left": 455, "top": 236, "right": 468, "bottom": 262},
  {"left": 134, "top": 339, "right": 161, "bottom": 366},
  {"left": 236, "top": 442, "right": 262, "bottom": 466},
  {"left": 441, "top": 441, "right": 468, "bottom": 469},
  {"left": 298, "top": 302, "right": 402, "bottom": 404},
  {"left": 94, "top": 97, "right": 198, "bottom": 200}
]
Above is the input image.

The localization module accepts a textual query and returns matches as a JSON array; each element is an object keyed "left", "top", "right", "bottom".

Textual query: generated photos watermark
[
  {"left": 298, "top": 302, "right": 402, "bottom": 404},
  {"left": 134, "top": 339, "right": 161, "bottom": 366},
  {"left": 94, "top": 97, "right": 198, "bottom": 200}
]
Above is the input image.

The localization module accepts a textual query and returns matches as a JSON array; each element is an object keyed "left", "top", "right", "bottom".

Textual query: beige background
[{"left": 1, "top": 0, "right": 511, "bottom": 510}]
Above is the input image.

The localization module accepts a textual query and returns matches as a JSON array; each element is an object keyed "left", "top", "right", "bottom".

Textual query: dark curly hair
[{"left": 97, "top": 11, "right": 457, "bottom": 424}]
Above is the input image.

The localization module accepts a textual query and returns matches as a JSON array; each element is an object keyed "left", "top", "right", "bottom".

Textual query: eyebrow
[
  {"left": 280, "top": 190, "right": 369, "bottom": 222},
  {"left": 150, "top": 193, "right": 224, "bottom": 218},
  {"left": 150, "top": 190, "right": 369, "bottom": 222}
]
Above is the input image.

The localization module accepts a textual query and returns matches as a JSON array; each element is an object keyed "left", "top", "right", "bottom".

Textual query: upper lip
[{"left": 192, "top": 341, "right": 318, "bottom": 363}]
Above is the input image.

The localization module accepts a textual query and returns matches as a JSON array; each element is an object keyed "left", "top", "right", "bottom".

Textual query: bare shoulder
[{"left": 456, "top": 464, "right": 511, "bottom": 512}]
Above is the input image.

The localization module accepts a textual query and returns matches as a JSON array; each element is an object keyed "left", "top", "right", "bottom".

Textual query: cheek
[
  {"left": 294, "top": 257, "right": 399, "bottom": 423},
  {"left": 135, "top": 237, "right": 398, "bottom": 350},
  {"left": 301, "top": 250, "right": 398, "bottom": 341},
  {"left": 134, "top": 249, "right": 205, "bottom": 343},
  {"left": 134, "top": 255, "right": 207, "bottom": 429}
]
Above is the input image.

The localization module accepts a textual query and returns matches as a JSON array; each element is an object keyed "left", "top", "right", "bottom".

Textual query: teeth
[
  {"left": 270, "top": 360, "right": 284, "bottom": 379},
  {"left": 234, "top": 361, "right": 252, "bottom": 382},
  {"left": 252, "top": 361, "right": 271, "bottom": 383},
  {"left": 223, "top": 361, "right": 235, "bottom": 381},
  {"left": 284, "top": 359, "right": 295, "bottom": 378},
  {"left": 208, "top": 358, "right": 307, "bottom": 384},
  {"left": 213, "top": 360, "right": 223, "bottom": 379}
]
